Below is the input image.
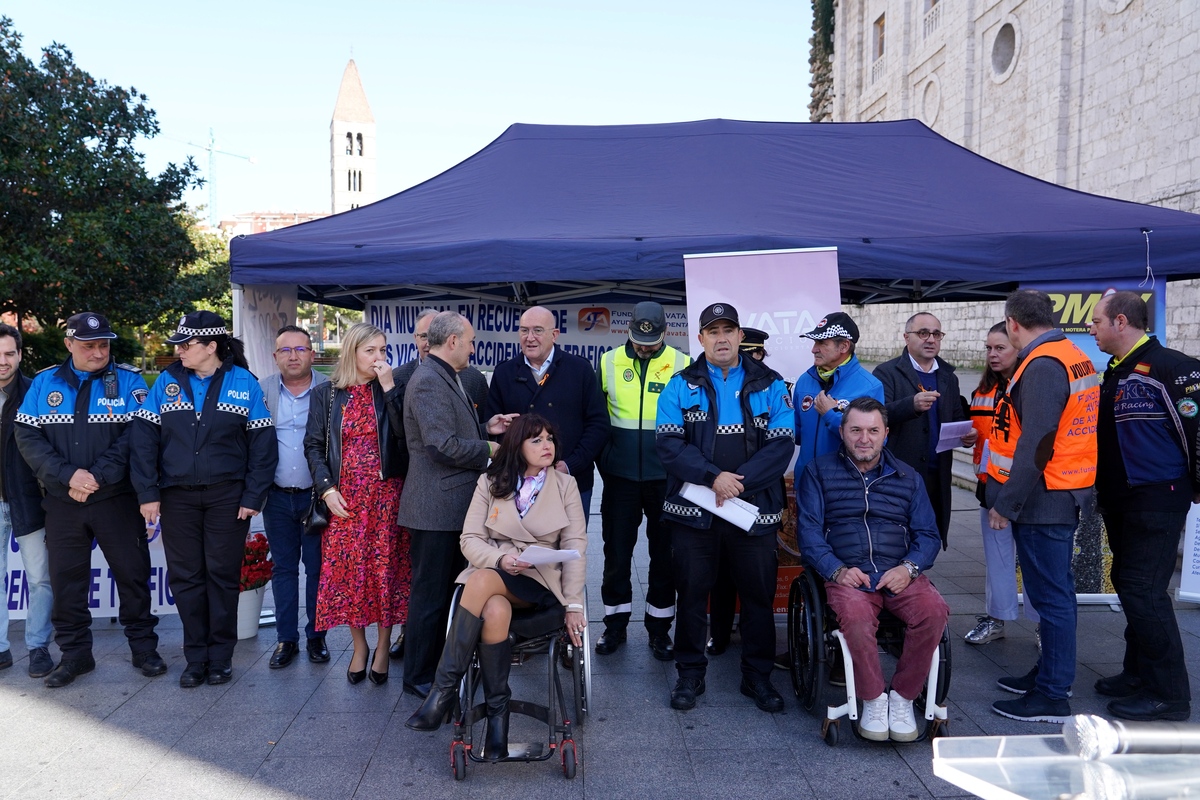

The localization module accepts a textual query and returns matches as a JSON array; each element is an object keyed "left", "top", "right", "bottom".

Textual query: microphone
[{"left": 1063, "top": 714, "right": 1200, "bottom": 760}]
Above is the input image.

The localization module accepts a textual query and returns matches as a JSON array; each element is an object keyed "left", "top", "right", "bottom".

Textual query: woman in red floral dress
[{"left": 304, "top": 323, "right": 410, "bottom": 685}]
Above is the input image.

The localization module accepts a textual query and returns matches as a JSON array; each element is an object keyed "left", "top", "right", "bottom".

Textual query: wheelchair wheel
[
  {"left": 787, "top": 570, "right": 827, "bottom": 714},
  {"left": 561, "top": 739, "right": 577, "bottom": 779},
  {"left": 915, "top": 624, "right": 953, "bottom": 711},
  {"left": 822, "top": 718, "right": 840, "bottom": 747},
  {"left": 451, "top": 741, "right": 467, "bottom": 781}
]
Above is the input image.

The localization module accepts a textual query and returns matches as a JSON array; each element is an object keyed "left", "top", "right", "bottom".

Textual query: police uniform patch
[
  {"left": 47, "top": 391, "right": 63, "bottom": 407},
  {"left": 836, "top": 398, "right": 849, "bottom": 412},
  {"left": 638, "top": 321, "right": 653, "bottom": 334},
  {"left": 1185, "top": 382, "right": 1200, "bottom": 395},
  {"left": 165, "top": 382, "right": 181, "bottom": 397},
  {"left": 1178, "top": 398, "right": 1198, "bottom": 418},
  {"left": 817, "top": 317, "right": 827, "bottom": 327},
  {"left": 801, "top": 395, "right": 814, "bottom": 412},
  {"left": 623, "top": 368, "right": 634, "bottom": 382},
  {"left": 132, "top": 388, "right": 148, "bottom": 404},
  {"left": 87, "top": 316, "right": 100, "bottom": 329},
  {"left": 783, "top": 393, "right": 793, "bottom": 409},
  {"left": 713, "top": 304, "right": 725, "bottom": 316}
]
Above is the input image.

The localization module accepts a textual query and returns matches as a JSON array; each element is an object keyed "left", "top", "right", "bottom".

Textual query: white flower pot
[{"left": 237, "top": 586, "right": 266, "bottom": 639}]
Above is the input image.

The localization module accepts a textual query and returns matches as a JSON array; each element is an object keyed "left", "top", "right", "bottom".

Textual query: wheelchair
[
  {"left": 786, "top": 566, "right": 951, "bottom": 746},
  {"left": 444, "top": 585, "right": 592, "bottom": 781}
]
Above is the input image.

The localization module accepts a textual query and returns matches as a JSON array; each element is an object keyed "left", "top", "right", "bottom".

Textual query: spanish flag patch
[{"left": 1133, "top": 362, "right": 1151, "bottom": 375}]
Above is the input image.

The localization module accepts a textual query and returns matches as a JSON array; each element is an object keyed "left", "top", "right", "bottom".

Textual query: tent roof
[{"left": 230, "top": 119, "right": 1200, "bottom": 308}]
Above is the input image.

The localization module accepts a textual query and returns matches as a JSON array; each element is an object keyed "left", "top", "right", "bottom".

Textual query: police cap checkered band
[
  {"left": 64, "top": 312, "right": 117, "bottom": 340},
  {"left": 800, "top": 311, "right": 859, "bottom": 343},
  {"left": 165, "top": 310, "right": 230, "bottom": 344}
]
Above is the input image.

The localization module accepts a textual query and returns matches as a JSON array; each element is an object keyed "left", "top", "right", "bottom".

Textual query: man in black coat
[
  {"left": 875, "top": 312, "right": 975, "bottom": 547},
  {"left": 485, "top": 306, "right": 610, "bottom": 518}
]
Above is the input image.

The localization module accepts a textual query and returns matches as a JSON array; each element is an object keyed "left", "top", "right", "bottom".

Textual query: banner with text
[
  {"left": 366, "top": 301, "right": 690, "bottom": 370},
  {"left": 682, "top": 247, "right": 842, "bottom": 384},
  {"left": 6, "top": 522, "right": 177, "bottom": 620},
  {"left": 1023, "top": 279, "right": 1167, "bottom": 371}
]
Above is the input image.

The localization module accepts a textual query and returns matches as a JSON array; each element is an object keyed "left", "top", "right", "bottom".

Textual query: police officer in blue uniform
[
  {"left": 656, "top": 303, "right": 795, "bottom": 713},
  {"left": 14, "top": 312, "right": 166, "bottom": 688},
  {"left": 131, "top": 311, "right": 278, "bottom": 688}
]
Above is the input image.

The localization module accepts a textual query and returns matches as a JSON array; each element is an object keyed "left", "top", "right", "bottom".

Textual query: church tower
[{"left": 330, "top": 59, "right": 376, "bottom": 214}]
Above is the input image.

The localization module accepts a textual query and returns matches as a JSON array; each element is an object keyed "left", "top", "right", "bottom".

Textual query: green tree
[{"left": 0, "top": 16, "right": 201, "bottom": 334}]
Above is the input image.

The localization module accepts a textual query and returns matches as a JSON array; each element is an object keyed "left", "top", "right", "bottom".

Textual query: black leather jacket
[
  {"left": 304, "top": 379, "right": 406, "bottom": 497},
  {"left": 1, "top": 372, "right": 46, "bottom": 536}
]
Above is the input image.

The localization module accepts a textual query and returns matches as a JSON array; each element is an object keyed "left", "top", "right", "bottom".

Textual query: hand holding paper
[
  {"left": 518, "top": 544, "right": 581, "bottom": 565},
  {"left": 936, "top": 420, "right": 976, "bottom": 453}
]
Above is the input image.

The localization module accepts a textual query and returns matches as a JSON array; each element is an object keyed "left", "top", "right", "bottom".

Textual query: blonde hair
[{"left": 330, "top": 322, "right": 386, "bottom": 389}]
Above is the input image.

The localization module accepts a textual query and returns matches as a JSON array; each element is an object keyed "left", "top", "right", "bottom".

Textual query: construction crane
[{"left": 187, "top": 128, "right": 257, "bottom": 227}]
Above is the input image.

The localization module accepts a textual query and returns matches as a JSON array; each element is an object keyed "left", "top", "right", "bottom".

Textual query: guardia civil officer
[
  {"left": 14, "top": 312, "right": 166, "bottom": 688},
  {"left": 131, "top": 311, "right": 278, "bottom": 688}
]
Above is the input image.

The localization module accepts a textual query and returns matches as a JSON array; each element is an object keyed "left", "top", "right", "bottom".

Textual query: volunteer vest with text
[
  {"left": 987, "top": 339, "right": 1099, "bottom": 490},
  {"left": 969, "top": 385, "right": 998, "bottom": 481}
]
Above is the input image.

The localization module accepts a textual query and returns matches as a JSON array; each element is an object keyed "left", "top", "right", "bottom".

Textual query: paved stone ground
[{"left": 1, "top": 482, "right": 1196, "bottom": 799}]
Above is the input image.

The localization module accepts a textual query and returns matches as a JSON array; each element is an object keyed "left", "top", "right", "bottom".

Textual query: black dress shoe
[
  {"left": 180, "top": 662, "right": 208, "bottom": 688},
  {"left": 705, "top": 637, "right": 727, "bottom": 656},
  {"left": 1107, "top": 694, "right": 1191, "bottom": 722},
  {"left": 594, "top": 630, "right": 626, "bottom": 655},
  {"left": 670, "top": 676, "right": 705, "bottom": 710},
  {"left": 132, "top": 650, "right": 168, "bottom": 677},
  {"left": 403, "top": 681, "right": 431, "bottom": 698},
  {"left": 44, "top": 656, "right": 96, "bottom": 688},
  {"left": 1095, "top": 672, "right": 1144, "bottom": 698},
  {"left": 740, "top": 676, "right": 785, "bottom": 713},
  {"left": 307, "top": 637, "right": 330, "bottom": 663},
  {"left": 368, "top": 648, "right": 389, "bottom": 685},
  {"left": 648, "top": 634, "right": 674, "bottom": 662},
  {"left": 269, "top": 642, "right": 300, "bottom": 669},
  {"left": 388, "top": 626, "right": 405, "bottom": 659},
  {"left": 0, "top": 649, "right": 12, "bottom": 670},
  {"left": 207, "top": 660, "right": 233, "bottom": 685}
]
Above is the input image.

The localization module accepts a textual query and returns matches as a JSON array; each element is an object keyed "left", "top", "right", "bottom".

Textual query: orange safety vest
[
  {"left": 969, "top": 385, "right": 999, "bottom": 482},
  {"left": 986, "top": 338, "right": 1099, "bottom": 490}
]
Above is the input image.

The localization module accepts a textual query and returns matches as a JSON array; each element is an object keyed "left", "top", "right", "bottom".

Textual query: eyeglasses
[
  {"left": 275, "top": 346, "right": 311, "bottom": 355},
  {"left": 175, "top": 340, "right": 202, "bottom": 351},
  {"left": 905, "top": 329, "right": 945, "bottom": 341},
  {"left": 518, "top": 327, "right": 548, "bottom": 338}
]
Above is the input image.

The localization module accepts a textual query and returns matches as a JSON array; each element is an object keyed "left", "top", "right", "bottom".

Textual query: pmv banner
[
  {"left": 5, "top": 522, "right": 177, "bottom": 620},
  {"left": 681, "top": 247, "right": 842, "bottom": 385}
]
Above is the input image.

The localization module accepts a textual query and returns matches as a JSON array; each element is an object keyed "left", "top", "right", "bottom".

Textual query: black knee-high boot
[
  {"left": 405, "top": 608, "right": 483, "bottom": 731},
  {"left": 478, "top": 637, "right": 512, "bottom": 760}
]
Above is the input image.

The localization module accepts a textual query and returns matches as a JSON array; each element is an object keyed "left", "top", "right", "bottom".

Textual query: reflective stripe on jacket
[
  {"left": 598, "top": 344, "right": 690, "bottom": 481},
  {"left": 987, "top": 338, "right": 1099, "bottom": 490}
]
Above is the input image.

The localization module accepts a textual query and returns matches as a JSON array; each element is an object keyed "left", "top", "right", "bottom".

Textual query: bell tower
[{"left": 330, "top": 59, "right": 376, "bottom": 214}]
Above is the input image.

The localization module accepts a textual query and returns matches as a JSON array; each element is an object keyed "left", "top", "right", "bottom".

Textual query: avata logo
[{"left": 578, "top": 307, "right": 610, "bottom": 334}]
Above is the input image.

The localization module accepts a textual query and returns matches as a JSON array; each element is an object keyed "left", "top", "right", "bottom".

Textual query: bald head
[{"left": 519, "top": 306, "right": 559, "bottom": 369}]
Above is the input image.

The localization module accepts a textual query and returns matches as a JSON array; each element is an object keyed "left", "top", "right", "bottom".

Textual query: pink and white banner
[{"left": 682, "top": 247, "right": 842, "bottom": 384}]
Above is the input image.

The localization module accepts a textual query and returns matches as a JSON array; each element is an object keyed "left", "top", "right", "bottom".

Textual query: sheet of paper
[
  {"left": 518, "top": 544, "right": 580, "bottom": 565},
  {"left": 935, "top": 420, "right": 976, "bottom": 453},
  {"left": 680, "top": 481, "right": 759, "bottom": 532}
]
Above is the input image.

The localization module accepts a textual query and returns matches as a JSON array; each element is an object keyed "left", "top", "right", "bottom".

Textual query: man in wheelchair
[{"left": 796, "top": 397, "right": 949, "bottom": 742}]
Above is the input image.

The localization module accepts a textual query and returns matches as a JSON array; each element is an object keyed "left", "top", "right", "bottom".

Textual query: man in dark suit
[
  {"left": 396, "top": 311, "right": 514, "bottom": 697},
  {"left": 875, "top": 312, "right": 976, "bottom": 547},
  {"left": 387, "top": 308, "right": 486, "bottom": 660},
  {"left": 485, "top": 306, "right": 609, "bottom": 520}
]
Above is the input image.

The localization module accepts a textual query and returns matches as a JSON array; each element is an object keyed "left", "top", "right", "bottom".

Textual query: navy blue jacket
[
  {"left": 1, "top": 371, "right": 46, "bottom": 535},
  {"left": 485, "top": 346, "right": 610, "bottom": 493},
  {"left": 15, "top": 358, "right": 148, "bottom": 504},
  {"left": 131, "top": 359, "right": 277, "bottom": 510},
  {"left": 797, "top": 447, "right": 941, "bottom": 582}
]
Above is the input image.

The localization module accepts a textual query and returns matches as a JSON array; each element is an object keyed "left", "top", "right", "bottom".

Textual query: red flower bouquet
[{"left": 240, "top": 533, "right": 273, "bottom": 592}]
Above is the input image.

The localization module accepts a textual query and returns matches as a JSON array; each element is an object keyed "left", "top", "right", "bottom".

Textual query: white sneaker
[
  {"left": 963, "top": 615, "right": 1005, "bottom": 645},
  {"left": 860, "top": 693, "right": 889, "bottom": 741},
  {"left": 888, "top": 689, "right": 918, "bottom": 742}
]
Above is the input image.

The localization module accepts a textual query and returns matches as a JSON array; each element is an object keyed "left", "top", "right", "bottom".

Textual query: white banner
[
  {"left": 1179, "top": 504, "right": 1200, "bottom": 604},
  {"left": 682, "top": 247, "right": 842, "bottom": 384},
  {"left": 6, "top": 520, "right": 177, "bottom": 620},
  {"left": 366, "top": 300, "right": 690, "bottom": 370},
  {"left": 233, "top": 283, "right": 298, "bottom": 379}
]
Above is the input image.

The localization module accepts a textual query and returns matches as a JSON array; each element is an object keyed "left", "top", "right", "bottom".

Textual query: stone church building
[{"left": 814, "top": 0, "right": 1200, "bottom": 363}]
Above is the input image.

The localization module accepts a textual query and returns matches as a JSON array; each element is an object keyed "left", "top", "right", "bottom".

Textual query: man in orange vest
[{"left": 987, "top": 290, "right": 1098, "bottom": 724}]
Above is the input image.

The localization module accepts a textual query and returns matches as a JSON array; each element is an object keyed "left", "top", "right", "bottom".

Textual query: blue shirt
[
  {"left": 273, "top": 376, "right": 315, "bottom": 488},
  {"left": 189, "top": 373, "right": 214, "bottom": 415}
]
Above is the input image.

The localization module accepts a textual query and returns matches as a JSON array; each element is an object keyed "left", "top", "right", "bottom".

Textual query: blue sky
[{"left": 8, "top": 1, "right": 812, "bottom": 221}]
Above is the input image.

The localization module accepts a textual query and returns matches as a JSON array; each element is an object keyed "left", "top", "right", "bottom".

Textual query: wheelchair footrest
[{"left": 503, "top": 742, "right": 545, "bottom": 759}]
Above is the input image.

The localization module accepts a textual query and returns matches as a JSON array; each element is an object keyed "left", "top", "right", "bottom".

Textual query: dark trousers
[
  {"left": 599, "top": 476, "right": 674, "bottom": 636},
  {"left": 921, "top": 468, "right": 950, "bottom": 548},
  {"left": 708, "top": 548, "right": 738, "bottom": 648},
  {"left": 44, "top": 493, "right": 159, "bottom": 660},
  {"left": 262, "top": 487, "right": 322, "bottom": 643},
  {"left": 1102, "top": 507, "right": 1191, "bottom": 703},
  {"left": 404, "top": 528, "right": 466, "bottom": 687},
  {"left": 671, "top": 518, "right": 777, "bottom": 681},
  {"left": 160, "top": 482, "right": 249, "bottom": 663}
]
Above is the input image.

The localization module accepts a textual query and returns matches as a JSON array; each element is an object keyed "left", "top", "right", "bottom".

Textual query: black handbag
[{"left": 303, "top": 385, "right": 336, "bottom": 536}]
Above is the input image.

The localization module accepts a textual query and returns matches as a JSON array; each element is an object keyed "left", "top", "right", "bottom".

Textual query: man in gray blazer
[{"left": 397, "top": 311, "right": 514, "bottom": 696}]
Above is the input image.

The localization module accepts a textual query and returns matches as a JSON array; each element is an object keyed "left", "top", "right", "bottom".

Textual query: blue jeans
[
  {"left": 262, "top": 488, "right": 323, "bottom": 643},
  {"left": 1011, "top": 519, "right": 1077, "bottom": 700},
  {"left": 1, "top": 501, "right": 54, "bottom": 651}
]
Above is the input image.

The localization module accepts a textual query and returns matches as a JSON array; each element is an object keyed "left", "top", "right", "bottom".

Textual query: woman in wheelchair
[{"left": 406, "top": 414, "right": 588, "bottom": 759}]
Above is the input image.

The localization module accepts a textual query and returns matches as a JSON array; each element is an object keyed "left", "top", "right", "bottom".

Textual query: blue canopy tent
[{"left": 229, "top": 119, "right": 1200, "bottom": 308}]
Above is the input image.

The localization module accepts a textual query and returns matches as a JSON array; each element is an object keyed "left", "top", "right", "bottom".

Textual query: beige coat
[{"left": 457, "top": 470, "right": 588, "bottom": 609}]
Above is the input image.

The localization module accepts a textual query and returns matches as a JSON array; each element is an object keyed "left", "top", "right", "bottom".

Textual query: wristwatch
[{"left": 901, "top": 560, "right": 921, "bottom": 580}]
